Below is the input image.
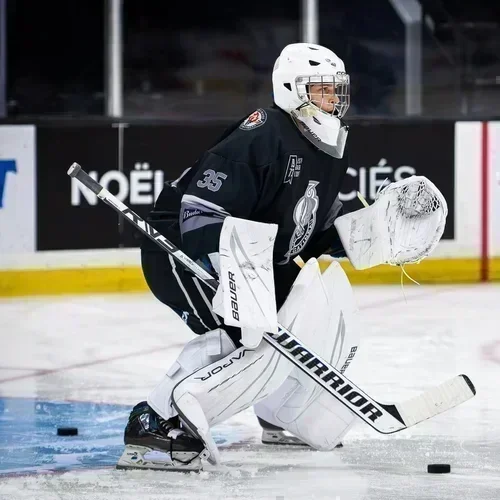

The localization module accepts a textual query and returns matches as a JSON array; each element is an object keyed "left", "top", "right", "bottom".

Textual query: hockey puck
[
  {"left": 57, "top": 427, "right": 78, "bottom": 436},
  {"left": 427, "top": 464, "right": 451, "bottom": 474}
]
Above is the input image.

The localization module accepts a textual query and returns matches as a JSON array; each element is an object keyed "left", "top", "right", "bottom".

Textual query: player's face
[{"left": 308, "top": 83, "right": 339, "bottom": 114}]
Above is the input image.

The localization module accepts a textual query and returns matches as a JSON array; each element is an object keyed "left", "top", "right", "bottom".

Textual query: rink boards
[{"left": 1, "top": 120, "right": 500, "bottom": 296}]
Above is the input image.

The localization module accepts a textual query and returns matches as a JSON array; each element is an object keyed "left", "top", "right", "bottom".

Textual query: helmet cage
[{"left": 295, "top": 73, "right": 350, "bottom": 119}]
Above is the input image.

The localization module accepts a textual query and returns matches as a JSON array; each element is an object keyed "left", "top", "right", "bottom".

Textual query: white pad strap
[
  {"left": 212, "top": 216, "right": 278, "bottom": 348},
  {"left": 334, "top": 175, "right": 448, "bottom": 270}
]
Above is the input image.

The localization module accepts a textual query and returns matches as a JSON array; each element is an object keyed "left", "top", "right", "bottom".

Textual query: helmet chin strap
[{"left": 290, "top": 105, "right": 349, "bottom": 159}]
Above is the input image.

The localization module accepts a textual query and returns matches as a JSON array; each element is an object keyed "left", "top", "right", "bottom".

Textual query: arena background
[
  {"left": 1, "top": 3, "right": 500, "bottom": 495},
  {"left": 1, "top": 0, "right": 500, "bottom": 295}
]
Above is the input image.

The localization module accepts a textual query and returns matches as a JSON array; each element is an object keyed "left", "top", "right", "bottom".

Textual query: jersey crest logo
[
  {"left": 280, "top": 181, "right": 320, "bottom": 264},
  {"left": 239, "top": 109, "right": 267, "bottom": 131}
]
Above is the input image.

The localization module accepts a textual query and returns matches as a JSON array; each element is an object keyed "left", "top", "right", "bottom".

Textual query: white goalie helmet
[{"left": 272, "top": 43, "right": 350, "bottom": 159}]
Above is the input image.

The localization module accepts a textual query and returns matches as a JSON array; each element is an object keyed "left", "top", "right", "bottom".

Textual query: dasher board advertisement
[{"left": 0, "top": 125, "right": 36, "bottom": 254}]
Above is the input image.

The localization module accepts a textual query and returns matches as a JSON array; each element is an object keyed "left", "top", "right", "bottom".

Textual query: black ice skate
[
  {"left": 258, "top": 417, "right": 343, "bottom": 448},
  {"left": 116, "top": 401, "right": 207, "bottom": 472}
]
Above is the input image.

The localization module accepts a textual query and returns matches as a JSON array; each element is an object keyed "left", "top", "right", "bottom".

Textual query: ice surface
[{"left": 1, "top": 284, "right": 499, "bottom": 499}]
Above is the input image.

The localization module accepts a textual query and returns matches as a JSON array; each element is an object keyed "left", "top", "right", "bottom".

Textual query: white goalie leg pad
[
  {"left": 212, "top": 216, "right": 279, "bottom": 348},
  {"left": 171, "top": 339, "right": 292, "bottom": 465},
  {"left": 147, "top": 328, "right": 236, "bottom": 421},
  {"left": 171, "top": 338, "right": 292, "bottom": 429},
  {"left": 254, "top": 256, "right": 360, "bottom": 450},
  {"left": 169, "top": 258, "right": 332, "bottom": 461}
]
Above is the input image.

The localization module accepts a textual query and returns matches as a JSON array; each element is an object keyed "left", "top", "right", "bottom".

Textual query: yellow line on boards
[{"left": 0, "top": 258, "right": 490, "bottom": 297}]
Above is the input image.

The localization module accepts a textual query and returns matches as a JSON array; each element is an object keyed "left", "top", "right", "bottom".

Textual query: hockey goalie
[{"left": 116, "top": 43, "right": 448, "bottom": 472}]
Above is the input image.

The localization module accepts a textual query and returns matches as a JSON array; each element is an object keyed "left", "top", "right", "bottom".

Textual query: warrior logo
[{"left": 280, "top": 180, "right": 320, "bottom": 264}]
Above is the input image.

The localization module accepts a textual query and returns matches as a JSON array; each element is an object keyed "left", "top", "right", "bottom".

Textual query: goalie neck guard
[{"left": 272, "top": 43, "right": 350, "bottom": 159}]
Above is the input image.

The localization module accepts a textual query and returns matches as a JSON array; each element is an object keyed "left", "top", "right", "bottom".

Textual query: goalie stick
[{"left": 67, "top": 162, "right": 476, "bottom": 434}]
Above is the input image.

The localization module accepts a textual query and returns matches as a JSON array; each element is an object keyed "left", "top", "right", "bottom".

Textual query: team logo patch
[
  {"left": 239, "top": 109, "right": 267, "bottom": 130},
  {"left": 279, "top": 180, "right": 320, "bottom": 264}
]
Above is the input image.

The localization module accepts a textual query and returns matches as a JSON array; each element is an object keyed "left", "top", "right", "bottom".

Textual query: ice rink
[{"left": 1, "top": 283, "right": 499, "bottom": 499}]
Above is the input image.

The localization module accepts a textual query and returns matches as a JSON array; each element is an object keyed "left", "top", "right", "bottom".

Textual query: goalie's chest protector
[{"left": 255, "top": 113, "right": 349, "bottom": 264}]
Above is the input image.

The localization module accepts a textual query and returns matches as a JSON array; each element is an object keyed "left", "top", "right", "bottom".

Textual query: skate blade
[
  {"left": 261, "top": 430, "right": 343, "bottom": 448},
  {"left": 261, "top": 429, "right": 310, "bottom": 447},
  {"left": 116, "top": 445, "right": 202, "bottom": 473}
]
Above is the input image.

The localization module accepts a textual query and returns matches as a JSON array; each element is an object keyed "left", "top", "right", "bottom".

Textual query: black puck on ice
[
  {"left": 57, "top": 427, "right": 78, "bottom": 436},
  {"left": 427, "top": 464, "right": 451, "bottom": 474}
]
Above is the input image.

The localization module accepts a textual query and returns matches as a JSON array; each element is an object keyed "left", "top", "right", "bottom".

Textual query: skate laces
[
  {"left": 157, "top": 416, "right": 174, "bottom": 433},
  {"left": 166, "top": 428, "right": 186, "bottom": 439},
  {"left": 157, "top": 416, "right": 187, "bottom": 439},
  {"left": 159, "top": 417, "right": 204, "bottom": 466}
]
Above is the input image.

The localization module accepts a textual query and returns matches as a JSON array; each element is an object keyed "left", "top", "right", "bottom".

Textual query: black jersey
[
  {"left": 156, "top": 106, "right": 349, "bottom": 266},
  {"left": 141, "top": 107, "right": 350, "bottom": 330}
]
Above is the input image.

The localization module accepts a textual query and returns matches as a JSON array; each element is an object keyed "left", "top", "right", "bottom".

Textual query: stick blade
[{"left": 394, "top": 374, "right": 476, "bottom": 428}]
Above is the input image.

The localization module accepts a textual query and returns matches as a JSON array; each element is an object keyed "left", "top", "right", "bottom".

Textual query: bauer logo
[
  {"left": 70, "top": 163, "right": 165, "bottom": 206},
  {"left": 228, "top": 271, "right": 240, "bottom": 322},
  {"left": 0, "top": 159, "right": 16, "bottom": 209}
]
